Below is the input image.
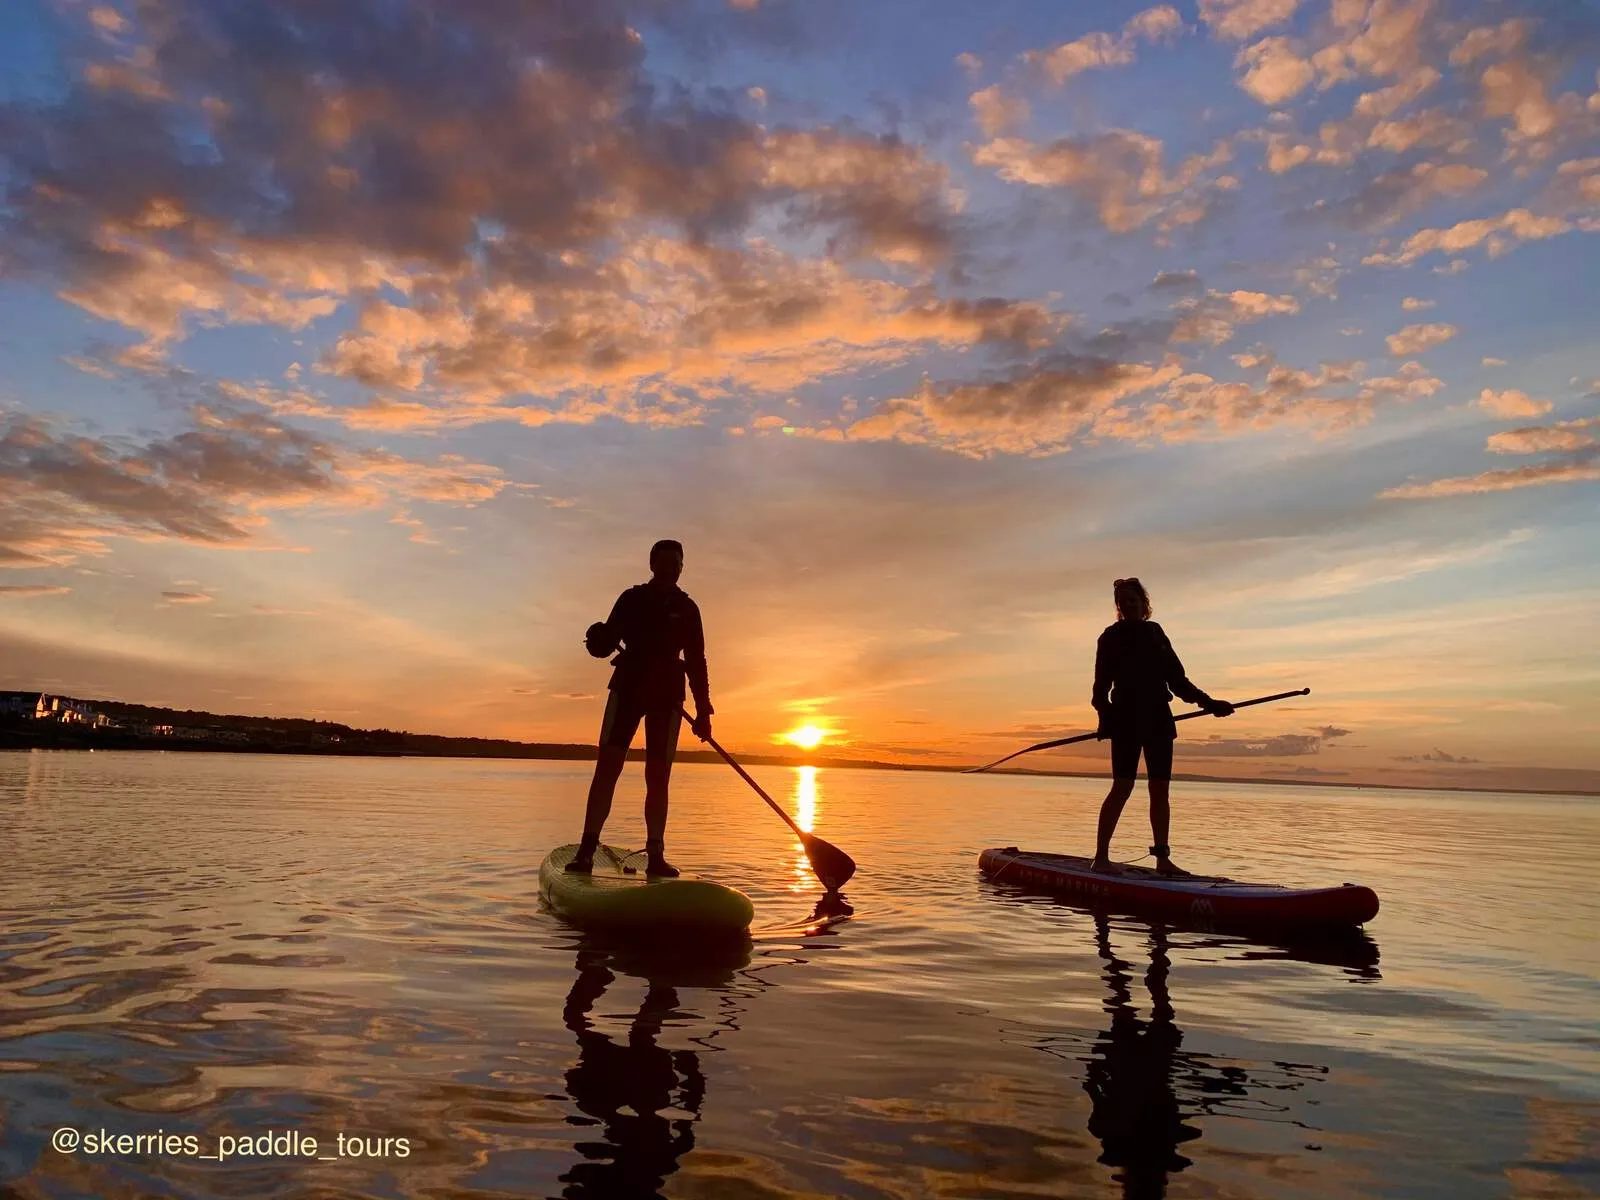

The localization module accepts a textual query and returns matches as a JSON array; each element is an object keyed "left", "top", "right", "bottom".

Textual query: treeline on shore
[{"left": 0, "top": 699, "right": 887, "bottom": 770}]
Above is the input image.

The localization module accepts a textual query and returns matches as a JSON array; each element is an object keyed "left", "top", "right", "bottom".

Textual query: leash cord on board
[{"left": 984, "top": 849, "right": 1149, "bottom": 885}]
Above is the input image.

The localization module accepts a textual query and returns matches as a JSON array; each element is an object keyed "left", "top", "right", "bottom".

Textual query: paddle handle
[
  {"left": 1048, "top": 686, "right": 1309, "bottom": 748},
  {"left": 682, "top": 709, "right": 807, "bottom": 840},
  {"left": 1173, "top": 686, "right": 1309, "bottom": 723}
]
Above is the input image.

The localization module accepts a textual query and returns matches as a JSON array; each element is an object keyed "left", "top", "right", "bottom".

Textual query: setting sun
[{"left": 781, "top": 724, "right": 829, "bottom": 751}]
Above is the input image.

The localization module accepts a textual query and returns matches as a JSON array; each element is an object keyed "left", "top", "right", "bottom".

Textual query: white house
[{"left": 0, "top": 691, "right": 113, "bottom": 727}]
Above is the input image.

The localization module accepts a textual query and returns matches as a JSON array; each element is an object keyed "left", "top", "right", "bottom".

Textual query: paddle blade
[{"left": 800, "top": 832, "right": 857, "bottom": 892}]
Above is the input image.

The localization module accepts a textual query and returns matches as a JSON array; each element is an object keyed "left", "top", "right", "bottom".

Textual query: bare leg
[
  {"left": 643, "top": 757, "right": 678, "bottom": 876},
  {"left": 1148, "top": 776, "right": 1188, "bottom": 875},
  {"left": 582, "top": 745, "right": 629, "bottom": 839},
  {"left": 567, "top": 746, "right": 628, "bottom": 871},
  {"left": 1091, "top": 778, "right": 1137, "bottom": 873}
]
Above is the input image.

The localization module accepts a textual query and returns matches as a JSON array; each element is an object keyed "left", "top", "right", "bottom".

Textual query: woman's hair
[{"left": 1113, "top": 577, "right": 1152, "bottom": 621}]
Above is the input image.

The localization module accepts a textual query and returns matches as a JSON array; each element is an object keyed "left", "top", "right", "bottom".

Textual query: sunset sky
[{"left": 1, "top": 0, "right": 1596, "bottom": 791}]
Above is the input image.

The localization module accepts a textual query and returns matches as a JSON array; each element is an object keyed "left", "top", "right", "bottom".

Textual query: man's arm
[
  {"left": 684, "top": 600, "right": 712, "bottom": 718},
  {"left": 605, "top": 589, "right": 634, "bottom": 652},
  {"left": 585, "top": 590, "right": 632, "bottom": 658}
]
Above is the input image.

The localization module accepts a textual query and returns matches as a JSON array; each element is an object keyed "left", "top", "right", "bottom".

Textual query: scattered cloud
[
  {"left": 1486, "top": 425, "right": 1595, "bottom": 455},
  {"left": 1236, "top": 37, "right": 1316, "bottom": 106},
  {"left": 0, "top": 407, "right": 518, "bottom": 569},
  {"left": 1183, "top": 724, "right": 1348, "bottom": 757},
  {"left": 1151, "top": 269, "right": 1203, "bottom": 291},
  {"left": 1026, "top": 32, "right": 1135, "bottom": 86},
  {"left": 1104, "top": 355, "right": 1440, "bottom": 443},
  {"left": 1385, "top": 322, "right": 1456, "bottom": 355},
  {"left": 843, "top": 354, "right": 1184, "bottom": 457},
  {"left": 1200, "top": 0, "right": 1300, "bottom": 42},
  {"left": 1382, "top": 453, "right": 1600, "bottom": 497},
  {"left": 1126, "top": 6, "right": 1185, "bottom": 43},
  {"left": 972, "top": 131, "right": 1233, "bottom": 233},
  {"left": 970, "top": 85, "right": 1030, "bottom": 138},
  {"left": 1171, "top": 289, "right": 1301, "bottom": 345},
  {"left": 1312, "top": 161, "right": 1488, "bottom": 229},
  {"left": 161, "top": 591, "right": 214, "bottom": 604},
  {"left": 1482, "top": 357, "right": 1508, "bottom": 366},
  {"left": 1394, "top": 747, "right": 1482, "bottom": 764},
  {"left": 1363, "top": 208, "right": 1576, "bottom": 266},
  {"left": 1478, "top": 388, "right": 1552, "bottom": 418},
  {"left": 1022, "top": 6, "right": 1185, "bottom": 85},
  {"left": 1448, "top": 19, "right": 1532, "bottom": 67},
  {"left": 0, "top": 585, "right": 72, "bottom": 598},
  {"left": 1401, "top": 296, "right": 1434, "bottom": 310},
  {"left": 0, "top": 0, "right": 971, "bottom": 377}
]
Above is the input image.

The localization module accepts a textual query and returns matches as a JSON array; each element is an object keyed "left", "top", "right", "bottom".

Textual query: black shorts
[
  {"left": 1110, "top": 732, "right": 1174, "bottom": 781},
  {"left": 597, "top": 691, "right": 681, "bottom": 763}
]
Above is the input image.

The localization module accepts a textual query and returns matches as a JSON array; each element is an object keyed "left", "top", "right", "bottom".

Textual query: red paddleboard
[{"left": 979, "top": 847, "right": 1379, "bottom": 930}]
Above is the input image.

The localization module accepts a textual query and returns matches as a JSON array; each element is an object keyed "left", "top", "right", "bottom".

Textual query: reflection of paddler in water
[
  {"left": 557, "top": 939, "right": 749, "bottom": 1199},
  {"left": 1085, "top": 913, "right": 1198, "bottom": 1196},
  {"left": 1082, "top": 914, "right": 1365, "bottom": 1197}
]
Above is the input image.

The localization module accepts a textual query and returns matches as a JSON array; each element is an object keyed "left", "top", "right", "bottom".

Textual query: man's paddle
[
  {"left": 684, "top": 711, "right": 857, "bottom": 892},
  {"left": 964, "top": 687, "right": 1311, "bottom": 774}
]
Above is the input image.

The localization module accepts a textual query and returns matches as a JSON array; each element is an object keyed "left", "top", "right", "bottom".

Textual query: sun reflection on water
[{"left": 791, "top": 766, "right": 817, "bottom": 889}]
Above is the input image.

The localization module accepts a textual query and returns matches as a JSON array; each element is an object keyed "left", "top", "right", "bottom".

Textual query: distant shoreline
[{"left": 3, "top": 729, "right": 1595, "bottom": 798}]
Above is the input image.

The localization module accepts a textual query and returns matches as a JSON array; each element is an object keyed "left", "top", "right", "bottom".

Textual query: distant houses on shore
[
  {"left": 0, "top": 690, "right": 187, "bottom": 738},
  {"left": 0, "top": 690, "right": 117, "bottom": 729}
]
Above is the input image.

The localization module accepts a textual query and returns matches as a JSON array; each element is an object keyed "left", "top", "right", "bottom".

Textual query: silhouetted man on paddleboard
[
  {"left": 566, "top": 539, "right": 713, "bottom": 878},
  {"left": 1090, "top": 578, "right": 1232, "bottom": 877}
]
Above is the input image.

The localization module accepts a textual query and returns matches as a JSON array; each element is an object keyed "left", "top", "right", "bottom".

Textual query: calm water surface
[{"left": 1, "top": 750, "right": 1597, "bottom": 1198}]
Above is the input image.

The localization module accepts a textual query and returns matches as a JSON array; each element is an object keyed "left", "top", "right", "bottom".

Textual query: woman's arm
[
  {"left": 1091, "top": 630, "right": 1113, "bottom": 714},
  {"left": 1155, "top": 623, "right": 1209, "bottom": 706}
]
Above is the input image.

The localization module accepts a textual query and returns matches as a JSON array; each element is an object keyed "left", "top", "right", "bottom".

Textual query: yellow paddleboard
[{"left": 539, "top": 844, "right": 754, "bottom": 934}]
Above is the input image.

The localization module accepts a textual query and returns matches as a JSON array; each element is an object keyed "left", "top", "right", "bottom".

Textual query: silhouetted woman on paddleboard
[{"left": 1090, "top": 578, "right": 1232, "bottom": 876}]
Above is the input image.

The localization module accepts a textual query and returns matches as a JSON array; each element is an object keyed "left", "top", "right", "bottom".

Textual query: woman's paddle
[
  {"left": 684, "top": 711, "right": 857, "bottom": 892},
  {"left": 964, "top": 687, "right": 1311, "bottom": 774}
]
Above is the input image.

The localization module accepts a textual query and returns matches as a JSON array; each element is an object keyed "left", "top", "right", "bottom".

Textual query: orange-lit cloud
[
  {"left": 1363, "top": 208, "right": 1576, "bottom": 266},
  {"left": 1385, "top": 321, "right": 1455, "bottom": 355},
  {"left": 1382, "top": 458, "right": 1600, "bottom": 497},
  {"left": 1478, "top": 388, "right": 1552, "bottom": 418},
  {"left": 0, "top": 408, "right": 517, "bottom": 569},
  {"left": 972, "top": 131, "right": 1233, "bottom": 232},
  {"left": 1199, "top": 0, "right": 1300, "bottom": 42}
]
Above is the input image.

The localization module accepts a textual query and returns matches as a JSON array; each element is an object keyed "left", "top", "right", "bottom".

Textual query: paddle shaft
[
  {"left": 681, "top": 710, "right": 806, "bottom": 840},
  {"left": 968, "top": 687, "right": 1311, "bottom": 773}
]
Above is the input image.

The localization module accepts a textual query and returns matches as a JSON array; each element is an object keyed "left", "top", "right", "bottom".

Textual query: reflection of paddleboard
[
  {"left": 539, "top": 844, "right": 755, "bottom": 934},
  {"left": 979, "top": 847, "right": 1379, "bottom": 930}
]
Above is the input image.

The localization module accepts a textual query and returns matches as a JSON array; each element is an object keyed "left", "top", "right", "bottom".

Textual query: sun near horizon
[{"left": 779, "top": 724, "right": 831, "bottom": 752}]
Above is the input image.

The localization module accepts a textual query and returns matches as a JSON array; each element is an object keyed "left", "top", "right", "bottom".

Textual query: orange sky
[{"left": 1, "top": 0, "right": 1597, "bottom": 792}]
